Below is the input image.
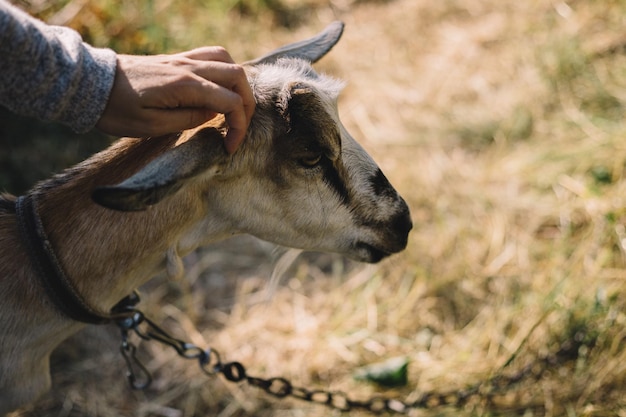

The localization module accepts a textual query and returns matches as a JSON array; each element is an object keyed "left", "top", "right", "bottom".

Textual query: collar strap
[{"left": 15, "top": 194, "right": 110, "bottom": 324}]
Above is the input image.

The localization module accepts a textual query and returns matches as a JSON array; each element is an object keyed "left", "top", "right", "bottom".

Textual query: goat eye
[{"left": 298, "top": 154, "right": 323, "bottom": 168}]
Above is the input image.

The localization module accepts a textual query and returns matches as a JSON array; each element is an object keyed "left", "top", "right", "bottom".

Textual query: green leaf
[{"left": 353, "top": 357, "right": 409, "bottom": 388}]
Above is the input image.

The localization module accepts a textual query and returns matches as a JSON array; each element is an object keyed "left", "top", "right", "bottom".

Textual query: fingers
[
  {"left": 136, "top": 78, "right": 250, "bottom": 148},
  {"left": 193, "top": 63, "right": 256, "bottom": 152},
  {"left": 178, "top": 47, "right": 256, "bottom": 122},
  {"left": 175, "top": 48, "right": 256, "bottom": 152},
  {"left": 167, "top": 60, "right": 254, "bottom": 153},
  {"left": 150, "top": 71, "right": 252, "bottom": 150},
  {"left": 223, "top": 107, "right": 248, "bottom": 153}
]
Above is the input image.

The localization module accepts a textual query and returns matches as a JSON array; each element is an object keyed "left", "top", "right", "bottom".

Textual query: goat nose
[
  {"left": 395, "top": 199, "right": 413, "bottom": 233},
  {"left": 394, "top": 209, "right": 413, "bottom": 235},
  {"left": 387, "top": 205, "right": 412, "bottom": 252}
]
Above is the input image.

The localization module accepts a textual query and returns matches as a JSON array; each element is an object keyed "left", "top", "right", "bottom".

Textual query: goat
[{"left": 0, "top": 22, "right": 412, "bottom": 413}]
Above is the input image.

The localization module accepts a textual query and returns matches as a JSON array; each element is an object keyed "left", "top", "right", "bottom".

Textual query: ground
[{"left": 5, "top": 0, "right": 626, "bottom": 416}]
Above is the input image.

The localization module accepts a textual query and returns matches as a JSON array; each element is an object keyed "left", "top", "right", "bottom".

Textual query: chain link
[{"left": 111, "top": 295, "right": 589, "bottom": 414}]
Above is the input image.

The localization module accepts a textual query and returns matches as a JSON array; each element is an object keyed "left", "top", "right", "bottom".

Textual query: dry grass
[{"left": 11, "top": 0, "right": 626, "bottom": 416}]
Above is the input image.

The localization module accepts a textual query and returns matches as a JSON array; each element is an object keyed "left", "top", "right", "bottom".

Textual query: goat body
[{"left": 0, "top": 22, "right": 412, "bottom": 413}]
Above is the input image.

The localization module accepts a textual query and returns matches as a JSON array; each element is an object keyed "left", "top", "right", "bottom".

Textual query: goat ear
[
  {"left": 92, "top": 128, "right": 226, "bottom": 211},
  {"left": 245, "top": 21, "right": 344, "bottom": 66}
]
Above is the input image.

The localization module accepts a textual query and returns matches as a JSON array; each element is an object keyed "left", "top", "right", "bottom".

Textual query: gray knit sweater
[{"left": 0, "top": 1, "right": 117, "bottom": 133}]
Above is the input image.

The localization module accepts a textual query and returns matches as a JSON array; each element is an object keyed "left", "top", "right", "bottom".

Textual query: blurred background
[{"left": 5, "top": 0, "right": 626, "bottom": 416}]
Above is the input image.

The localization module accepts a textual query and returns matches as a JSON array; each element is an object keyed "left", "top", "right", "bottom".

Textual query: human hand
[{"left": 96, "top": 47, "right": 255, "bottom": 153}]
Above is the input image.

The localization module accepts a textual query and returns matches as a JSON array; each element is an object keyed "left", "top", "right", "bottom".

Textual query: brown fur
[{"left": 0, "top": 130, "right": 217, "bottom": 413}]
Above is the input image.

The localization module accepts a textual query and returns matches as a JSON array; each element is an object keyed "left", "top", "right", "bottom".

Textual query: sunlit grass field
[{"left": 7, "top": 0, "right": 626, "bottom": 416}]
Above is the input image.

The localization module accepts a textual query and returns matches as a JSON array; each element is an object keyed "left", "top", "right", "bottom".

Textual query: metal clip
[{"left": 120, "top": 338, "right": 153, "bottom": 390}]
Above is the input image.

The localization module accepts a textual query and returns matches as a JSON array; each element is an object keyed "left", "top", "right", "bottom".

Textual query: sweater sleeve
[{"left": 0, "top": 1, "right": 117, "bottom": 133}]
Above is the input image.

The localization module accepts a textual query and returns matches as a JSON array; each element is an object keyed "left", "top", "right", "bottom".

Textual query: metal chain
[{"left": 111, "top": 296, "right": 588, "bottom": 414}]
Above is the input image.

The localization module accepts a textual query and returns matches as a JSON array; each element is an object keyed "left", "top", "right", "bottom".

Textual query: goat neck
[
  {"left": 0, "top": 133, "right": 223, "bottom": 413},
  {"left": 35, "top": 134, "right": 220, "bottom": 312}
]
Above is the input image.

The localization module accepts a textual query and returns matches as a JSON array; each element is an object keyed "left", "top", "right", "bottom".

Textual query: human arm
[{"left": 0, "top": 0, "right": 116, "bottom": 133}]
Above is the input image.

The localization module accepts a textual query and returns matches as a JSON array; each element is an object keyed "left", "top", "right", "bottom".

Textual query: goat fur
[{"left": 0, "top": 22, "right": 411, "bottom": 413}]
